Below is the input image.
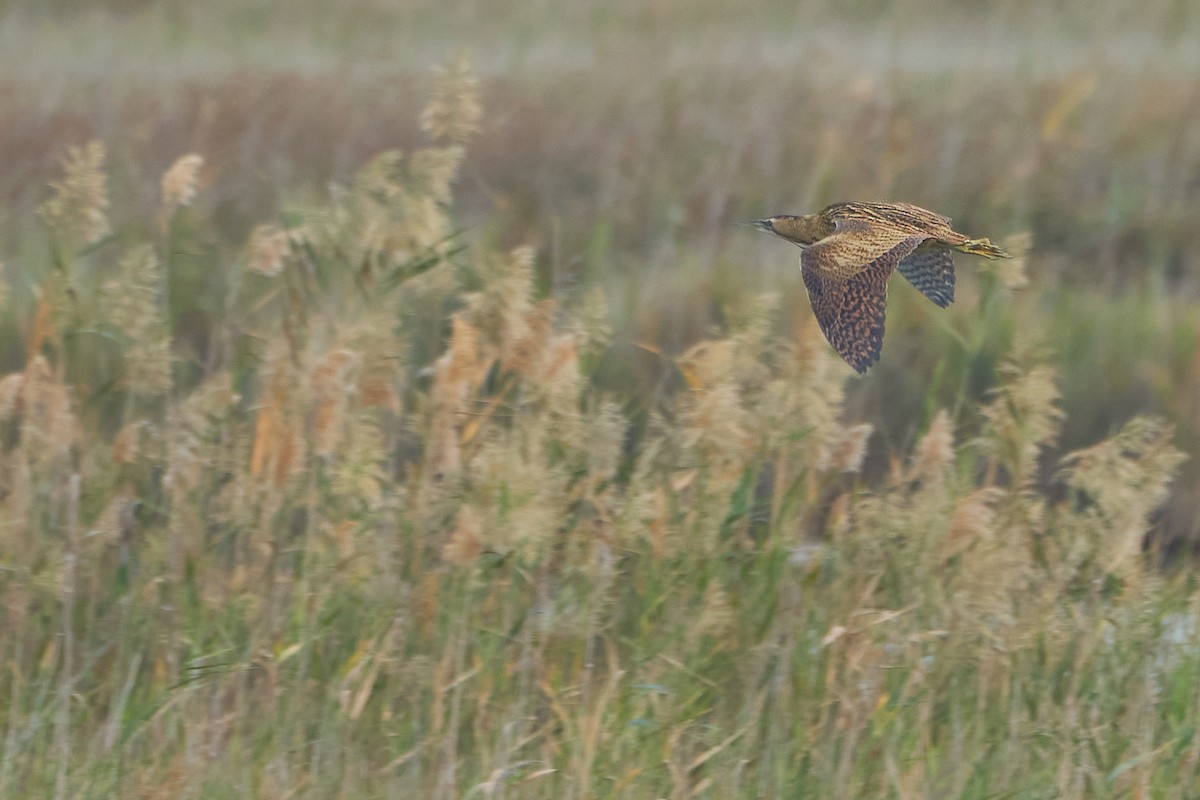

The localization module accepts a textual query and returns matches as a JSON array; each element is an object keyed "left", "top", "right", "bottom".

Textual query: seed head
[
  {"left": 912, "top": 409, "right": 955, "bottom": 483},
  {"left": 38, "top": 141, "right": 110, "bottom": 248},
  {"left": 248, "top": 224, "right": 291, "bottom": 277},
  {"left": 420, "top": 56, "right": 482, "bottom": 144},
  {"left": 160, "top": 153, "right": 204, "bottom": 215},
  {"left": 821, "top": 423, "right": 874, "bottom": 474}
]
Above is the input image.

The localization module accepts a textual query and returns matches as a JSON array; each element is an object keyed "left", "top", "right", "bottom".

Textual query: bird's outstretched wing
[
  {"left": 802, "top": 235, "right": 924, "bottom": 372},
  {"left": 898, "top": 244, "right": 955, "bottom": 308}
]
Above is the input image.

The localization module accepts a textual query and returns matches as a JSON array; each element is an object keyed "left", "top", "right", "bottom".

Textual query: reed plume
[{"left": 38, "top": 141, "right": 110, "bottom": 249}]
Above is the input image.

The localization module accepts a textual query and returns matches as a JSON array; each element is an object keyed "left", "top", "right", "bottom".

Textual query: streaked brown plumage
[{"left": 751, "top": 201, "right": 1011, "bottom": 373}]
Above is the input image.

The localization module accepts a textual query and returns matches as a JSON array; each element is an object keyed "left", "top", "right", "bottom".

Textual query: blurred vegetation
[
  {"left": 1, "top": 1, "right": 1200, "bottom": 797},
  {"left": 1, "top": 0, "right": 1198, "bottom": 538}
]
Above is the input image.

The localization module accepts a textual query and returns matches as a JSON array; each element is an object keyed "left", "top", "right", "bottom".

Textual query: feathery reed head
[
  {"left": 911, "top": 409, "right": 955, "bottom": 484},
  {"left": 420, "top": 55, "right": 482, "bottom": 144},
  {"left": 160, "top": 153, "right": 204, "bottom": 215},
  {"left": 247, "top": 223, "right": 291, "bottom": 277},
  {"left": 38, "top": 141, "right": 110, "bottom": 248},
  {"left": 101, "top": 246, "right": 172, "bottom": 396}
]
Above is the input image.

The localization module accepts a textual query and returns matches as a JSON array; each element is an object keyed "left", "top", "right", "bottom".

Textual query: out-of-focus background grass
[
  {"left": 3, "top": 0, "right": 1199, "bottom": 535},
  {"left": 3, "top": 1, "right": 1200, "bottom": 797}
]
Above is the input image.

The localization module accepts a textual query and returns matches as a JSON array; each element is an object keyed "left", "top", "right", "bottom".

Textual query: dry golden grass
[
  {"left": 0, "top": 5, "right": 1199, "bottom": 796},
  {"left": 1, "top": 5, "right": 1197, "bottom": 548}
]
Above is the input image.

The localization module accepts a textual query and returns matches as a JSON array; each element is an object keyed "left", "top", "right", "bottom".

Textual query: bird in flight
[{"left": 750, "top": 201, "right": 1011, "bottom": 373}]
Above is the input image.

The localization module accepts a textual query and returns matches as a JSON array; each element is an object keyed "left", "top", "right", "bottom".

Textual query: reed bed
[{"left": 0, "top": 57, "right": 1198, "bottom": 798}]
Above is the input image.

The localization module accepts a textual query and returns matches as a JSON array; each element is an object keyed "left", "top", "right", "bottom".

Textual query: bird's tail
[{"left": 956, "top": 238, "right": 1011, "bottom": 260}]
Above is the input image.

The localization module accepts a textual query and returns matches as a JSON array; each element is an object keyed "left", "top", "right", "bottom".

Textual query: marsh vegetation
[{"left": 1, "top": 2, "right": 1200, "bottom": 797}]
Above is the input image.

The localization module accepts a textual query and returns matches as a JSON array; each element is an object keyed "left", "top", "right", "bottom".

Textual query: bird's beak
[{"left": 741, "top": 219, "right": 775, "bottom": 233}]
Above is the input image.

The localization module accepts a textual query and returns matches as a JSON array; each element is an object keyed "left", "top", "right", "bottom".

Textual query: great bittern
[{"left": 750, "top": 201, "right": 1011, "bottom": 373}]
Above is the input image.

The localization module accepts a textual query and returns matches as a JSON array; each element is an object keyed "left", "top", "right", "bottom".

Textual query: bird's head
[{"left": 743, "top": 214, "right": 825, "bottom": 246}]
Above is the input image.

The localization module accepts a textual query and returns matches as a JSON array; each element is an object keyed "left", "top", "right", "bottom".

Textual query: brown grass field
[{"left": 2, "top": 1, "right": 1200, "bottom": 797}]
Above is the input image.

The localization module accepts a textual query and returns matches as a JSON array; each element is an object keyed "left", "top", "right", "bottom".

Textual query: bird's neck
[{"left": 772, "top": 214, "right": 834, "bottom": 246}]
